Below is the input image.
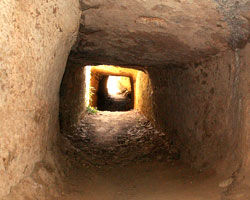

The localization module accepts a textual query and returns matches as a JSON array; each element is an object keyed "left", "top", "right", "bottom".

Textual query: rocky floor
[
  {"left": 61, "top": 111, "right": 178, "bottom": 168},
  {"left": 57, "top": 111, "right": 227, "bottom": 200}
]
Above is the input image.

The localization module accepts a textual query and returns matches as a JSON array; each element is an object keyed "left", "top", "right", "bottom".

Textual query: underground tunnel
[
  {"left": 1, "top": 0, "right": 250, "bottom": 200},
  {"left": 84, "top": 65, "right": 135, "bottom": 111},
  {"left": 97, "top": 75, "right": 133, "bottom": 111}
]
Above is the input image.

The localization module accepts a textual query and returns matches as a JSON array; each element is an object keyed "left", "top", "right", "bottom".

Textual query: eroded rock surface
[
  {"left": 0, "top": 0, "right": 81, "bottom": 198},
  {"left": 70, "top": 0, "right": 250, "bottom": 66}
]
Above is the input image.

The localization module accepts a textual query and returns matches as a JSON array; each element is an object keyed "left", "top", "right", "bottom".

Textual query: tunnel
[
  {"left": 83, "top": 66, "right": 135, "bottom": 111},
  {"left": 97, "top": 75, "right": 133, "bottom": 111},
  {"left": 1, "top": 0, "right": 250, "bottom": 200}
]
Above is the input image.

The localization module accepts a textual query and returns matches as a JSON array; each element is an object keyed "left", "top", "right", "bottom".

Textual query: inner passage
[
  {"left": 84, "top": 65, "right": 136, "bottom": 112},
  {"left": 98, "top": 75, "right": 133, "bottom": 111}
]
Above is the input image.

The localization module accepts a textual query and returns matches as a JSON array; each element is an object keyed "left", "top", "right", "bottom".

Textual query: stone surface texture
[
  {"left": 225, "top": 43, "right": 250, "bottom": 200},
  {"left": 2, "top": 0, "right": 250, "bottom": 199},
  {"left": 135, "top": 71, "right": 155, "bottom": 123},
  {"left": 135, "top": 46, "right": 250, "bottom": 199},
  {"left": 146, "top": 50, "right": 241, "bottom": 174},
  {"left": 0, "top": 0, "right": 80, "bottom": 198},
  {"left": 70, "top": 0, "right": 250, "bottom": 66},
  {"left": 60, "top": 61, "right": 85, "bottom": 134}
]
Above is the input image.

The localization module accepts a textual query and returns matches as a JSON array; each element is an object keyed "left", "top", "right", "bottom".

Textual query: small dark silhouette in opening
[{"left": 97, "top": 75, "right": 133, "bottom": 111}]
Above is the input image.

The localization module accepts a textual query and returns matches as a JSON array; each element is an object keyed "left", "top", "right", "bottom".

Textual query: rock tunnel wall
[
  {"left": 135, "top": 71, "right": 155, "bottom": 123},
  {"left": 235, "top": 44, "right": 250, "bottom": 195},
  {"left": 0, "top": 1, "right": 80, "bottom": 198},
  {"left": 60, "top": 61, "right": 85, "bottom": 133},
  {"left": 89, "top": 71, "right": 100, "bottom": 108},
  {"left": 134, "top": 47, "right": 250, "bottom": 178}
]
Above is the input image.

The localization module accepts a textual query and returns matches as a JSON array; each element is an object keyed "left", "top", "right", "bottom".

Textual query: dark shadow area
[{"left": 97, "top": 75, "right": 109, "bottom": 111}]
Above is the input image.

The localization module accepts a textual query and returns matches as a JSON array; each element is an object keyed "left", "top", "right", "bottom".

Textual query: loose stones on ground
[{"left": 61, "top": 111, "right": 179, "bottom": 168}]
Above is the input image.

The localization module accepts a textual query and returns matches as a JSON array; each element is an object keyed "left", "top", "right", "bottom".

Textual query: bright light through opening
[
  {"left": 85, "top": 65, "right": 92, "bottom": 106},
  {"left": 107, "top": 76, "right": 121, "bottom": 95}
]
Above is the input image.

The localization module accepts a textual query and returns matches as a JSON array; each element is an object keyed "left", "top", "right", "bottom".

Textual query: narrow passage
[{"left": 59, "top": 111, "right": 225, "bottom": 200}]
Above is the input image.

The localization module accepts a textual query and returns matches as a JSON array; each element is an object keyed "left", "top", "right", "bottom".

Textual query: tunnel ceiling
[{"left": 70, "top": 0, "right": 250, "bottom": 67}]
